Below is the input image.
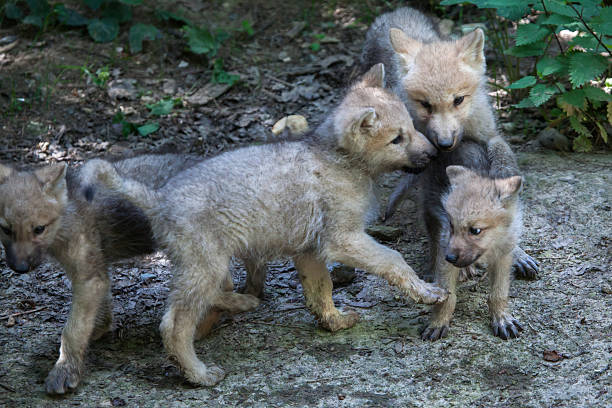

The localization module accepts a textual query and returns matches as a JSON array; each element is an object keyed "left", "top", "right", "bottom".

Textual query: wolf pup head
[
  {"left": 332, "top": 63, "right": 436, "bottom": 175},
  {"left": 0, "top": 163, "right": 67, "bottom": 273},
  {"left": 389, "top": 28, "right": 486, "bottom": 152},
  {"left": 442, "top": 165, "right": 522, "bottom": 268}
]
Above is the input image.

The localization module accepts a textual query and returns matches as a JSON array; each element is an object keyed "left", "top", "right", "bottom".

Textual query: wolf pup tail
[{"left": 79, "top": 158, "right": 161, "bottom": 215}]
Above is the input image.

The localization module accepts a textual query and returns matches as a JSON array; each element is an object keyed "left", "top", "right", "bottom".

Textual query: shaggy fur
[
  {"left": 416, "top": 141, "right": 524, "bottom": 341},
  {"left": 84, "top": 64, "right": 448, "bottom": 386},
  {"left": 0, "top": 154, "right": 258, "bottom": 395},
  {"left": 361, "top": 7, "right": 537, "bottom": 278}
]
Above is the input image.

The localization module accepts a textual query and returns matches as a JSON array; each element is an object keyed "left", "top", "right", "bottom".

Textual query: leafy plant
[
  {"left": 112, "top": 111, "right": 159, "bottom": 137},
  {"left": 3, "top": 0, "right": 161, "bottom": 51},
  {"left": 146, "top": 97, "right": 182, "bottom": 116},
  {"left": 441, "top": 0, "right": 611, "bottom": 151},
  {"left": 310, "top": 33, "right": 326, "bottom": 52}
]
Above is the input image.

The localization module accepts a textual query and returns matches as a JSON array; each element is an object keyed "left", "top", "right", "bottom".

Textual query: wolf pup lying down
[
  {"left": 361, "top": 7, "right": 538, "bottom": 278},
  {"left": 0, "top": 154, "right": 258, "bottom": 395},
  {"left": 83, "top": 64, "right": 448, "bottom": 386},
  {"left": 417, "top": 141, "right": 524, "bottom": 341}
]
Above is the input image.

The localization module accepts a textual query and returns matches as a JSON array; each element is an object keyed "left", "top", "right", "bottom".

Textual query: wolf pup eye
[
  {"left": 469, "top": 227, "right": 481, "bottom": 235},
  {"left": 453, "top": 96, "right": 464, "bottom": 106},
  {"left": 33, "top": 225, "right": 46, "bottom": 235},
  {"left": 390, "top": 132, "right": 403, "bottom": 145},
  {"left": 420, "top": 101, "right": 432, "bottom": 111},
  {"left": 1, "top": 225, "right": 11, "bottom": 236}
]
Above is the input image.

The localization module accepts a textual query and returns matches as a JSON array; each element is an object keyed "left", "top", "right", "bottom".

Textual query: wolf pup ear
[
  {"left": 389, "top": 28, "right": 421, "bottom": 74},
  {"left": 359, "top": 63, "right": 386, "bottom": 88},
  {"left": 446, "top": 165, "right": 469, "bottom": 185},
  {"left": 0, "top": 164, "right": 13, "bottom": 183},
  {"left": 495, "top": 175, "right": 523, "bottom": 202},
  {"left": 35, "top": 163, "right": 67, "bottom": 197},
  {"left": 457, "top": 28, "right": 485, "bottom": 72},
  {"left": 352, "top": 108, "right": 377, "bottom": 133}
]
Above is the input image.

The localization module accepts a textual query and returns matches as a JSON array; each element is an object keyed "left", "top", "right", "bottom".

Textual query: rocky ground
[{"left": 0, "top": 1, "right": 610, "bottom": 407}]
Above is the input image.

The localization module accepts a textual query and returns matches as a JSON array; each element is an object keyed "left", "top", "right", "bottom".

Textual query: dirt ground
[{"left": 0, "top": 1, "right": 610, "bottom": 407}]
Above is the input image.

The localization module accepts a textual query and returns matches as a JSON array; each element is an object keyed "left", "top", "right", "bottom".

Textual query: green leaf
[
  {"left": 22, "top": 14, "right": 44, "bottom": 27},
  {"left": 508, "top": 76, "right": 537, "bottom": 89},
  {"left": 583, "top": 86, "right": 612, "bottom": 102},
  {"left": 184, "top": 25, "right": 219, "bottom": 56},
  {"left": 26, "top": 0, "right": 51, "bottom": 15},
  {"left": 514, "top": 96, "right": 536, "bottom": 108},
  {"left": 505, "top": 42, "right": 547, "bottom": 57},
  {"left": 83, "top": 0, "right": 105, "bottom": 11},
  {"left": 241, "top": 20, "right": 254, "bottom": 36},
  {"left": 572, "top": 134, "right": 592, "bottom": 152},
  {"left": 103, "top": 1, "right": 132, "bottom": 24},
  {"left": 5, "top": 2, "right": 24, "bottom": 20},
  {"left": 88, "top": 18, "right": 120, "bottom": 43},
  {"left": 591, "top": 7, "right": 612, "bottom": 36},
  {"left": 536, "top": 57, "right": 565, "bottom": 77},
  {"left": 538, "top": 14, "right": 575, "bottom": 26},
  {"left": 559, "top": 89, "right": 586, "bottom": 109},
  {"left": 55, "top": 5, "right": 89, "bottom": 27},
  {"left": 211, "top": 59, "right": 240, "bottom": 85},
  {"left": 129, "top": 23, "right": 161, "bottom": 53},
  {"left": 569, "top": 53, "right": 608, "bottom": 88},
  {"left": 146, "top": 99, "right": 174, "bottom": 116},
  {"left": 137, "top": 123, "right": 159, "bottom": 136},
  {"left": 595, "top": 121, "right": 608, "bottom": 144},
  {"left": 515, "top": 23, "right": 549, "bottom": 46},
  {"left": 535, "top": 0, "right": 576, "bottom": 17},
  {"left": 495, "top": 6, "right": 530, "bottom": 20},
  {"left": 529, "top": 84, "right": 558, "bottom": 106},
  {"left": 570, "top": 35, "right": 600, "bottom": 51},
  {"left": 119, "top": 0, "right": 142, "bottom": 4},
  {"left": 155, "top": 10, "right": 191, "bottom": 25},
  {"left": 569, "top": 116, "right": 591, "bottom": 137}
]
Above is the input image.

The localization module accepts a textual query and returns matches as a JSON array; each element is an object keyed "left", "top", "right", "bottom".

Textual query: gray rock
[
  {"left": 366, "top": 225, "right": 403, "bottom": 242},
  {"left": 537, "top": 127, "right": 571, "bottom": 151}
]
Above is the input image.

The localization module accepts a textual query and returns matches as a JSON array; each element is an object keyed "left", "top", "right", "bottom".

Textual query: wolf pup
[
  {"left": 84, "top": 64, "right": 448, "bottom": 387},
  {"left": 0, "top": 154, "right": 258, "bottom": 395},
  {"left": 417, "top": 141, "right": 524, "bottom": 341},
  {"left": 361, "top": 7, "right": 537, "bottom": 278}
]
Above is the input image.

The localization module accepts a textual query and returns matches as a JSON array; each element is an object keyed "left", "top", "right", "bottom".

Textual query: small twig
[
  {"left": 0, "top": 382, "right": 16, "bottom": 393},
  {"left": 540, "top": 0, "right": 565, "bottom": 55},
  {"left": 0, "top": 306, "right": 47, "bottom": 320},
  {"left": 568, "top": 2, "right": 611, "bottom": 55},
  {"left": 266, "top": 74, "right": 293, "bottom": 88}
]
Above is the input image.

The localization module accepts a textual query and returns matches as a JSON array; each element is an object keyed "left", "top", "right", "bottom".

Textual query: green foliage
[
  {"left": 112, "top": 112, "right": 159, "bottom": 137},
  {"left": 2, "top": 0, "right": 161, "bottom": 50},
  {"left": 442, "top": 0, "right": 611, "bottom": 151},
  {"left": 146, "top": 98, "right": 181, "bottom": 116}
]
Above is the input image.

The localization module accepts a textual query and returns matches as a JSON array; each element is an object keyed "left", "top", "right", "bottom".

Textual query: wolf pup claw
[
  {"left": 416, "top": 142, "right": 525, "bottom": 341},
  {"left": 85, "top": 64, "right": 447, "bottom": 387},
  {"left": 361, "top": 7, "right": 538, "bottom": 277}
]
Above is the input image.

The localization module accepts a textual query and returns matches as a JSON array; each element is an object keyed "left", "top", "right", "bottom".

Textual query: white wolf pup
[{"left": 83, "top": 64, "right": 448, "bottom": 386}]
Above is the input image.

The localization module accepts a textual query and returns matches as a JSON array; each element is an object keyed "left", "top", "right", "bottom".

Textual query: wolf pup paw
[
  {"left": 421, "top": 323, "right": 449, "bottom": 341},
  {"left": 45, "top": 362, "right": 81, "bottom": 395},
  {"left": 185, "top": 364, "right": 225, "bottom": 387},
  {"left": 413, "top": 282, "right": 449, "bottom": 304},
  {"left": 513, "top": 255, "right": 539, "bottom": 280},
  {"left": 491, "top": 314, "right": 523, "bottom": 340},
  {"left": 319, "top": 308, "right": 360, "bottom": 332}
]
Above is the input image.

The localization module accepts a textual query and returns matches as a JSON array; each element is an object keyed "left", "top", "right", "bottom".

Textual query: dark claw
[
  {"left": 512, "top": 319, "right": 524, "bottom": 332},
  {"left": 421, "top": 325, "right": 449, "bottom": 341},
  {"left": 508, "top": 324, "right": 519, "bottom": 338},
  {"left": 499, "top": 325, "right": 509, "bottom": 340}
]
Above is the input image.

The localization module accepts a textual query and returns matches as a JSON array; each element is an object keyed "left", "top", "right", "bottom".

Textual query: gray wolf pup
[
  {"left": 417, "top": 141, "right": 524, "bottom": 341},
  {"left": 84, "top": 64, "right": 448, "bottom": 386},
  {"left": 0, "top": 154, "right": 257, "bottom": 395},
  {"left": 361, "top": 6, "right": 538, "bottom": 278}
]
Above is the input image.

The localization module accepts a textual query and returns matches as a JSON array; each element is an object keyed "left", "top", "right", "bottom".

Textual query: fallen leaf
[{"left": 543, "top": 350, "right": 564, "bottom": 362}]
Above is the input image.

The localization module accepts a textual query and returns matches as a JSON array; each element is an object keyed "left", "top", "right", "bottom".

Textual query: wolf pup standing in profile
[
  {"left": 417, "top": 141, "right": 524, "bottom": 341},
  {"left": 0, "top": 154, "right": 257, "bottom": 395},
  {"left": 361, "top": 7, "right": 538, "bottom": 278},
  {"left": 84, "top": 64, "right": 448, "bottom": 387}
]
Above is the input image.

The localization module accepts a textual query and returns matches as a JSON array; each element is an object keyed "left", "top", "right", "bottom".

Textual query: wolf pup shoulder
[
  {"left": 362, "top": 7, "right": 537, "bottom": 278},
  {"left": 0, "top": 154, "right": 224, "bottom": 395},
  {"left": 85, "top": 64, "right": 447, "bottom": 388},
  {"left": 416, "top": 141, "right": 525, "bottom": 341}
]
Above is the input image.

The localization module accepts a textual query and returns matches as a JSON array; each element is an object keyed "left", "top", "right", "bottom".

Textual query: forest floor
[{"left": 1, "top": 1, "right": 610, "bottom": 407}]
